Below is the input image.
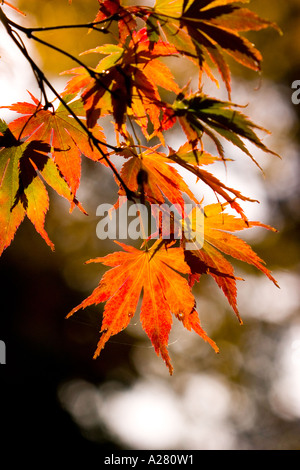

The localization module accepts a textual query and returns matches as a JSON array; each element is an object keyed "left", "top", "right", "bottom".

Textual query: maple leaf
[
  {"left": 167, "top": 142, "right": 259, "bottom": 219},
  {"left": 183, "top": 203, "right": 279, "bottom": 321},
  {"left": 0, "top": 120, "right": 83, "bottom": 255},
  {"left": 3, "top": 93, "right": 107, "bottom": 197},
  {"left": 87, "top": 1, "right": 279, "bottom": 98},
  {"left": 151, "top": 0, "right": 280, "bottom": 97},
  {"left": 62, "top": 28, "right": 179, "bottom": 133},
  {"left": 67, "top": 241, "right": 219, "bottom": 375},
  {"left": 93, "top": 0, "right": 138, "bottom": 44},
  {"left": 116, "top": 145, "right": 198, "bottom": 209},
  {"left": 164, "top": 91, "right": 279, "bottom": 169}
]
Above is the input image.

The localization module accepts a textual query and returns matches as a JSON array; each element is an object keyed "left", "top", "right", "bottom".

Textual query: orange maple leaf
[
  {"left": 116, "top": 145, "right": 198, "bottom": 209},
  {"left": 62, "top": 28, "right": 179, "bottom": 133},
  {"left": 167, "top": 142, "right": 259, "bottom": 220},
  {"left": 93, "top": 0, "right": 137, "bottom": 44},
  {"left": 184, "top": 203, "right": 279, "bottom": 322},
  {"left": 67, "top": 241, "right": 219, "bottom": 374},
  {"left": 92, "top": 0, "right": 280, "bottom": 98},
  {"left": 3, "top": 93, "right": 107, "bottom": 198},
  {"left": 0, "top": 120, "right": 84, "bottom": 255}
]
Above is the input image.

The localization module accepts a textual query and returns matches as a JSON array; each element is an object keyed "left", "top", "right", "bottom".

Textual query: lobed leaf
[
  {"left": 167, "top": 92, "right": 279, "bottom": 168},
  {"left": 0, "top": 119, "right": 86, "bottom": 255},
  {"left": 184, "top": 203, "right": 279, "bottom": 320},
  {"left": 167, "top": 142, "right": 258, "bottom": 219},
  {"left": 93, "top": 0, "right": 138, "bottom": 44},
  {"left": 68, "top": 241, "right": 218, "bottom": 374},
  {"left": 88, "top": 1, "right": 279, "bottom": 97},
  {"left": 62, "top": 28, "right": 179, "bottom": 133},
  {"left": 152, "top": 0, "right": 280, "bottom": 96},
  {"left": 3, "top": 93, "right": 107, "bottom": 198},
  {"left": 116, "top": 145, "right": 198, "bottom": 209}
]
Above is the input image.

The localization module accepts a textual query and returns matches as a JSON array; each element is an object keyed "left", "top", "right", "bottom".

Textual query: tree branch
[
  {"left": 6, "top": 14, "right": 118, "bottom": 34},
  {"left": 0, "top": 7, "right": 136, "bottom": 201}
]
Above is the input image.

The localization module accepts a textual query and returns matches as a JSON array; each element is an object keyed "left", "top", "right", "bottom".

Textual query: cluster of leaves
[{"left": 0, "top": 0, "right": 280, "bottom": 374}]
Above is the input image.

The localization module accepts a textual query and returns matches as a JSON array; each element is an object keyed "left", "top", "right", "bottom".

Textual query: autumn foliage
[{"left": 0, "top": 1, "right": 280, "bottom": 374}]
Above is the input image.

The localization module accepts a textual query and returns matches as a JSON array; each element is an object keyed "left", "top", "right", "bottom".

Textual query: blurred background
[{"left": 0, "top": 0, "right": 299, "bottom": 452}]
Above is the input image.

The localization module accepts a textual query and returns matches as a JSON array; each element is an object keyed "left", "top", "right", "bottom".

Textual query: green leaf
[
  {"left": 151, "top": 0, "right": 279, "bottom": 96},
  {"left": 0, "top": 120, "right": 85, "bottom": 255},
  {"left": 80, "top": 44, "right": 124, "bottom": 72},
  {"left": 171, "top": 92, "right": 280, "bottom": 166}
]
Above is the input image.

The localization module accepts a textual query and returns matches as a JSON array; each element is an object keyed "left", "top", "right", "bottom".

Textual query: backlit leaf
[
  {"left": 0, "top": 120, "right": 83, "bottom": 255},
  {"left": 167, "top": 142, "right": 258, "bottom": 219},
  {"left": 167, "top": 92, "right": 279, "bottom": 168},
  {"left": 62, "top": 28, "right": 179, "bottom": 134},
  {"left": 93, "top": 0, "right": 138, "bottom": 44},
  {"left": 184, "top": 203, "right": 279, "bottom": 320},
  {"left": 3, "top": 93, "right": 107, "bottom": 197},
  {"left": 67, "top": 241, "right": 218, "bottom": 374},
  {"left": 152, "top": 0, "right": 279, "bottom": 96},
  {"left": 117, "top": 145, "right": 198, "bottom": 208},
  {"left": 89, "top": 1, "right": 279, "bottom": 96}
]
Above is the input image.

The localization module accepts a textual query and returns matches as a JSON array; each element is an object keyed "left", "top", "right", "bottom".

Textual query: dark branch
[
  {"left": 0, "top": 7, "right": 136, "bottom": 201},
  {"left": 6, "top": 15, "right": 118, "bottom": 34}
]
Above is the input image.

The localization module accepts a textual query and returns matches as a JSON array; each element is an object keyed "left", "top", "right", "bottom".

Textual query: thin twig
[
  {"left": 0, "top": 7, "right": 136, "bottom": 201},
  {"left": 7, "top": 15, "right": 118, "bottom": 34},
  {"left": 4, "top": 13, "right": 121, "bottom": 99}
]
